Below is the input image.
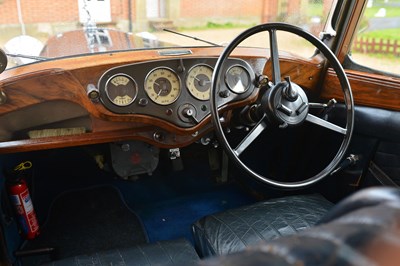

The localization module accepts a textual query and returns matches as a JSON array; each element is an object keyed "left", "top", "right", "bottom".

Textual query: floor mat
[
  {"left": 135, "top": 184, "right": 256, "bottom": 243},
  {"left": 21, "top": 186, "right": 147, "bottom": 265}
]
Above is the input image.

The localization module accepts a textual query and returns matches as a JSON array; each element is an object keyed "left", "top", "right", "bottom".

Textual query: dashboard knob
[
  {"left": 178, "top": 103, "right": 198, "bottom": 124},
  {"left": 219, "top": 90, "right": 230, "bottom": 98},
  {"left": 138, "top": 98, "right": 149, "bottom": 106},
  {"left": 153, "top": 131, "right": 165, "bottom": 142}
]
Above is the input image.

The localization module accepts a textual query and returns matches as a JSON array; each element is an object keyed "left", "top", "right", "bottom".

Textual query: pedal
[
  {"left": 208, "top": 148, "right": 228, "bottom": 183},
  {"left": 169, "top": 148, "right": 183, "bottom": 171}
]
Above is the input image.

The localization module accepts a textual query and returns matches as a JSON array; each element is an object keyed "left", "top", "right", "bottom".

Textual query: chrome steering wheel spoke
[
  {"left": 234, "top": 118, "right": 268, "bottom": 156},
  {"left": 305, "top": 114, "right": 347, "bottom": 135},
  {"left": 269, "top": 29, "right": 281, "bottom": 84}
]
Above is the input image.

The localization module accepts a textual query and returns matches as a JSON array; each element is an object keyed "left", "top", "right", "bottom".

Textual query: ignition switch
[{"left": 178, "top": 103, "right": 198, "bottom": 124}]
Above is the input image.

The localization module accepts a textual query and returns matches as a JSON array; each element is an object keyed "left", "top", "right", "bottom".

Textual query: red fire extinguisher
[{"left": 7, "top": 161, "right": 40, "bottom": 240}]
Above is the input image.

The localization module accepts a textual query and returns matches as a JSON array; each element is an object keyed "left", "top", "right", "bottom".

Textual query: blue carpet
[
  {"left": 10, "top": 146, "right": 258, "bottom": 246},
  {"left": 134, "top": 185, "right": 256, "bottom": 243}
]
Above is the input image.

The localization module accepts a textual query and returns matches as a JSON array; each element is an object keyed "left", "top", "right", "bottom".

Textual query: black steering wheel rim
[{"left": 210, "top": 23, "right": 354, "bottom": 189}]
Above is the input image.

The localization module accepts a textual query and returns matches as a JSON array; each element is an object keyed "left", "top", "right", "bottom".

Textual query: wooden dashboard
[
  {"left": 1, "top": 45, "right": 396, "bottom": 154},
  {"left": 0, "top": 47, "right": 271, "bottom": 153}
]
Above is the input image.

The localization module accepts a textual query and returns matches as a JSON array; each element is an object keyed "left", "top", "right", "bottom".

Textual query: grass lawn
[
  {"left": 364, "top": 1, "right": 400, "bottom": 18},
  {"left": 358, "top": 28, "right": 400, "bottom": 41}
]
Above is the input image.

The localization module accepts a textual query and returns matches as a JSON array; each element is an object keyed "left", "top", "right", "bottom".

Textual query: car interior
[{"left": 0, "top": 0, "right": 400, "bottom": 265}]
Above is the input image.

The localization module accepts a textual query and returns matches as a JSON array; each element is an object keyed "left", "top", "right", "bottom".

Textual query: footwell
[{"left": 21, "top": 185, "right": 147, "bottom": 265}]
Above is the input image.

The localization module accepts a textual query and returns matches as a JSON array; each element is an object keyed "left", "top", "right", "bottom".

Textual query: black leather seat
[
  {"left": 192, "top": 193, "right": 334, "bottom": 257},
  {"left": 42, "top": 238, "right": 199, "bottom": 266},
  {"left": 196, "top": 187, "right": 400, "bottom": 266}
]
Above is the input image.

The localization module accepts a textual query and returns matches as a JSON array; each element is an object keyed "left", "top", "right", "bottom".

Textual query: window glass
[
  {"left": 0, "top": 0, "right": 335, "bottom": 68},
  {"left": 152, "top": 0, "right": 335, "bottom": 58},
  {"left": 350, "top": 0, "right": 400, "bottom": 74}
]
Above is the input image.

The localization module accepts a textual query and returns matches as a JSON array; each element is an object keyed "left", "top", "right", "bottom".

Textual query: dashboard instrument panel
[
  {"left": 186, "top": 64, "right": 213, "bottom": 101},
  {"left": 144, "top": 67, "right": 181, "bottom": 105},
  {"left": 105, "top": 74, "right": 138, "bottom": 106},
  {"left": 98, "top": 57, "right": 256, "bottom": 128}
]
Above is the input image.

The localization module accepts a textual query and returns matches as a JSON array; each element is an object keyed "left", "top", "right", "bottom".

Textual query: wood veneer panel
[{"left": 323, "top": 69, "right": 400, "bottom": 111}]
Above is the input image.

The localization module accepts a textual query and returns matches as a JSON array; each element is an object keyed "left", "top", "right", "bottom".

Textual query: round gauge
[
  {"left": 225, "top": 65, "right": 251, "bottom": 94},
  {"left": 105, "top": 74, "right": 138, "bottom": 106},
  {"left": 186, "top": 64, "right": 213, "bottom": 100},
  {"left": 144, "top": 67, "right": 181, "bottom": 105}
]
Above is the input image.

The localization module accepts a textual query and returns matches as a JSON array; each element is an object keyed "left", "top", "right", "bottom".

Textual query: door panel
[{"left": 330, "top": 104, "right": 400, "bottom": 188}]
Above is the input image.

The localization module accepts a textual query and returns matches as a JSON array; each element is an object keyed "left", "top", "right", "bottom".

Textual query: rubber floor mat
[{"left": 21, "top": 186, "right": 147, "bottom": 265}]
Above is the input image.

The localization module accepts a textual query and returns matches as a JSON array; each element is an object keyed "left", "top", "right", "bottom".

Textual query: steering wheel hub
[{"left": 261, "top": 79, "right": 309, "bottom": 127}]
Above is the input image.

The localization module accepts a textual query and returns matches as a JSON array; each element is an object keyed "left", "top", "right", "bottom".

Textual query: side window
[{"left": 349, "top": 0, "right": 400, "bottom": 75}]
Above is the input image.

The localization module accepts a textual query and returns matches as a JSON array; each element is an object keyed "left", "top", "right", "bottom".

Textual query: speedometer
[
  {"left": 144, "top": 67, "right": 181, "bottom": 105},
  {"left": 105, "top": 74, "right": 138, "bottom": 106}
]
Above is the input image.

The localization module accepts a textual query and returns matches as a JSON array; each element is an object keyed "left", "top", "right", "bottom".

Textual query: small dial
[
  {"left": 145, "top": 67, "right": 181, "bottom": 105},
  {"left": 186, "top": 64, "right": 213, "bottom": 100},
  {"left": 225, "top": 65, "right": 251, "bottom": 94},
  {"left": 105, "top": 74, "right": 137, "bottom": 106}
]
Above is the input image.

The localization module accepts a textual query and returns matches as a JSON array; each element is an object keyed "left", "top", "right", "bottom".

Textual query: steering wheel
[{"left": 210, "top": 23, "right": 354, "bottom": 188}]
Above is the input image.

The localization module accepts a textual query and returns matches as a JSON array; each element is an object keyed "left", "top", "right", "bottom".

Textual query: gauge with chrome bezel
[
  {"left": 186, "top": 64, "right": 213, "bottom": 101},
  {"left": 105, "top": 74, "right": 138, "bottom": 106},
  {"left": 144, "top": 67, "right": 181, "bottom": 105},
  {"left": 225, "top": 65, "right": 251, "bottom": 94}
]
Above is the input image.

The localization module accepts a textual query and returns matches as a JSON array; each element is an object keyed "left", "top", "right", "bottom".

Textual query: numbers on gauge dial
[
  {"left": 105, "top": 74, "right": 137, "bottom": 106},
  {"left": 145, "top": 67, "right": 181, "bottom": 105},
  {"left": 186, "top": 64, "right": 213, "bottom": 101}
]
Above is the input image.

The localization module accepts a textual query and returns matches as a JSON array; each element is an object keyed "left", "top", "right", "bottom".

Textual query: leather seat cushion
[
  {"left": 42, "top": 238, "right": 199, "bottom": 266},
  {"left": 197, "top": 187, "right": 400, "bottom": 266},
  {"left": 192, "top": 194, "right": 333, "bottom": 257}
]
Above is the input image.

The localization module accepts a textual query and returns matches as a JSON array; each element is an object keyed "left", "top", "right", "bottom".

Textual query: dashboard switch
[
  {"left": 178, "top": 103, "right": 198, "bottom": 124},
  {"left": 86, "top": 84, "right": 100, "bottom": 102},
  {"left": 138, "top": 98, "right": 149, "bottom": 106},
  {"left": 165, "top": 108, "right": 173, "bottom": 116}
]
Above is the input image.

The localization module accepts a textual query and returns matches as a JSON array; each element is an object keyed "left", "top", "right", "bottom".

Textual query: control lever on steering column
[
  {"left": 320, "top": 98, "right": 337, "bottom": 119},
  {"left": 309, "top": 98, "right": 337, "bottom": 119},
  {"left": 330, "top": 154, "right": 359, "bottom": 176}
]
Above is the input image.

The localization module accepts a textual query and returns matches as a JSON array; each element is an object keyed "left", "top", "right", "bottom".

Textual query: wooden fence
[{"left": 353, "top": 37, "right": 400, "bottom": 56}]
